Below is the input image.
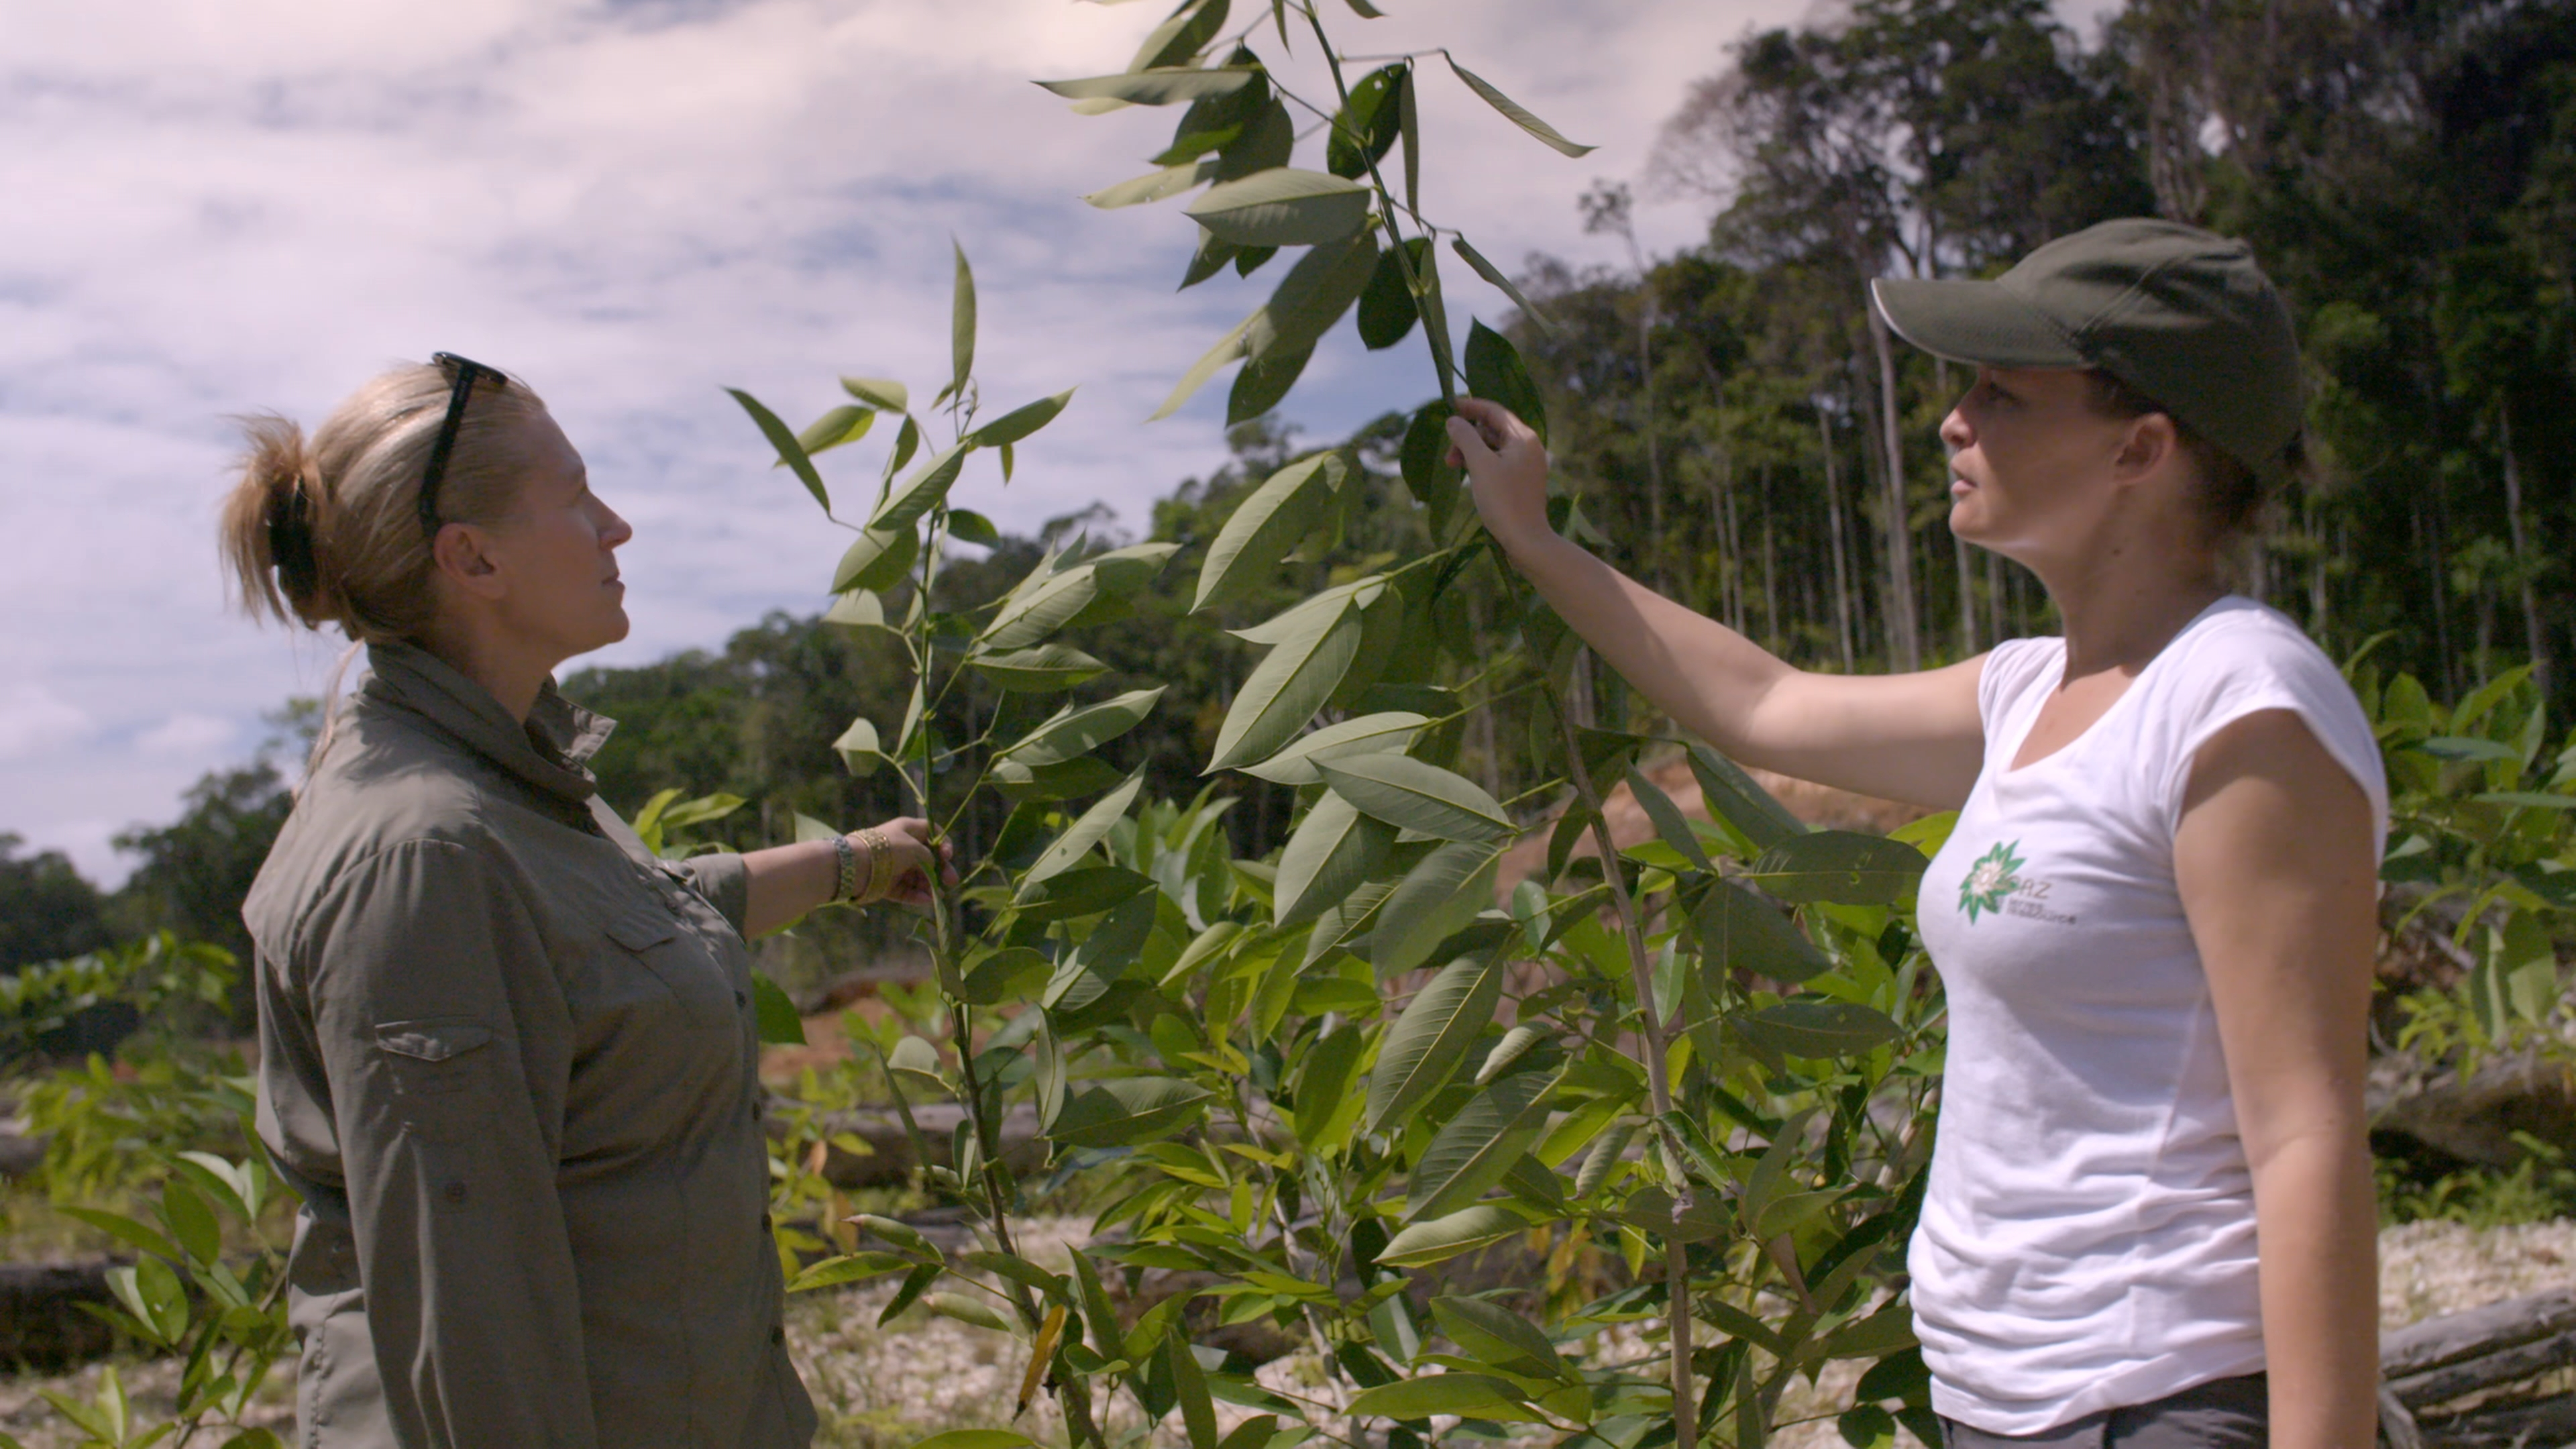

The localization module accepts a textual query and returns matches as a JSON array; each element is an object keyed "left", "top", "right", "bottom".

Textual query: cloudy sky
[{"left": 3, "top": 0, "right": 2114, "bottom": 884}]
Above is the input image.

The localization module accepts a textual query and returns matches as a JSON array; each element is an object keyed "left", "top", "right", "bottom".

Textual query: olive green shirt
[{"left": 246, "top": 641, "right": 816, "bottom": 1449}]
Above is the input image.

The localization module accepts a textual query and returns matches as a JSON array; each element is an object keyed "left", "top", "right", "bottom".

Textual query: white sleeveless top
[{"left": 1908, "top": 596, "right": 2387, "bottom": 1433}]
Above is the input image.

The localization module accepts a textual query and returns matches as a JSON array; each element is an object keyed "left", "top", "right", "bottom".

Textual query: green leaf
[
  {"left": 1366, "top": 953, "right": 1505, "bottom": 1132},
  {"left": 1169, "top": 1333, "right": 1221, "bottom": 1449},
  {"left": 751, "top": 974, "right": 808, "bottom": 1046},
  {"left": 63, "top": 1206, "right": 180, "bottom": 1265},
  {"left": 873, "top": 441, "right": 973, "bottom": 536},
  {"left": 1407, "top": 1068, "right": 1550, "bottom": 1220},
  {"left": 1687, "top": 744, "right": 1804, "bottom": 851},
  {"left": 727, "top": 388, "right": 830, "bottom": 513},
  {"left": 2418, "top": 735, "right": 2522, "bottom": 763},
  {"left": 1432, "top": 1296, "right": 1568, "bottom": 1379},
  {"left": 1462, "top": 321, "right": 1547, "bottom": 445},
  {"left": 1214, "top": 98, "right": 1295, "bottom": 183},
  {"left": 1445, "top": 57, "right": 1595, "bottom": 156},
  {"left": 1130, "top": 0, "right": 1230, "bottom": 70},
  {"left": 796, "top": 403, "right": 877, "bottom": 456},
  {"left": 1022, "top": 770, "right": 1148, "bottom": 886},
  {"left": 1358, "top": 237, "right": 1427, "bottom": 350},
  {"left": 834, "top": 716, "right": 894, "bottom": 778},
  {"left": 1185, "top": 168, "right": 1373, "bottom": 247},
  {"left": 161, "top": 1176, "right": 220, "bottom": 1267},
  {"left": 992, "top": 757, "right": 1129, "bottom": 804},
  {"left": 1377, "top": 1203, "right": 1527, "bottom": 1267},
  {"left": 832, "top": 524, "right": 918, "bottom": 595},
  {"left": 970, "top": 389, "right": 1075, "bottom": 449},
  {"left": 1050, "top": 1077, "right": 1214, "bottom": 1148},
  {"left": 1240, "top": 711, "right": 1430, "bottom": 786},
  {"left": 1318, "top": 753, "right": 1513, "bottom": 842},
  {"left": 906, "top": 1430, "right": 1036, "bottom": 1449},
  {"left": 1194, "top": 452, "right": 1341, "bottom": 612},
  {"left": 841, "top": 376, "right": 909, "bottom": 412},
  {"left": 1371, "top": 840, "right": 1503, "bottom": 977},
  {"left": 1346, "top": 1373, "right": 1533, "bottom": 1422},
  {"left": 787, "top": 1252, "right": 914, "bottom": 1293},
  {"left": 1232, "top": 576, "right": 1379, "bottom": 645},
  {"left": 1208, "top": 596, "right": 1365, "bottom": 771},
  {"left": 1039, "top": 68, "right": 1260, "bottom": 104},
  {"left": 1085, "top": 162, "right": 1209, "bottom": 208},
  {"left": 971, "top": 644, "right": 1109, "bottom": 692},
  {"left": 1625, "top": 763, "right": 1711, "bottom": 872},
  {"left": 1291, "top": 1025, "right": 1368, "bottom": 1150},
  {"left": 1046, "top": 892, "right": 1157, "bottom": 1010},
  {"left": 1275, "top": 790, "right": 1395, "bottom": 928},
  {"left": 1399, "top": 399, "right": 1462, "bottom": 529},
  {"left": 983, "top": 563, "right": 1103, "bottom": 650},
  {"left": 1151, "top": 313, "right": 1254, "bottom": 421},
  {"left": 1744, "top": 830, "right": 1929, "bottom": 904},
  {"left": 1000, "top": 687, "right": 1165, "bottom": 767},
  {"left": 1239, "top": 230, "right": 1380, "bottom": 368},
  {"left": 1450, "top": 237, "right": 1556, "bottom": 333},
  {"left": 1327, "top": 63, "right": 1407, "bottom": 179},
  {"left": 2474, "top": 791, "right": 2576, "bottom": 810},
  {"left": 1228, "top": 343, "right": 1311, "bottom": 425},
  {"left": 1737, "top": 1000, "right": 1902, "bottom": 1058},
  {"left": 1690, "top": 878, "right": 1827, "bottom": 983},
  {"left": 1575, "top": 1120, "right": 1640, "bottom": 1198}
]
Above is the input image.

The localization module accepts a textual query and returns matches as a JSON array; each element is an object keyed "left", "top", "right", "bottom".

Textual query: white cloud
[
  {"left": 0, "top": 686, "right": 92, "bottom": 761},
  {"left": 136, "top": 711, "right": 241, "bottom": 760},
  {"left": 1, "top": 0, "right": 1815, "bottom": 878}
]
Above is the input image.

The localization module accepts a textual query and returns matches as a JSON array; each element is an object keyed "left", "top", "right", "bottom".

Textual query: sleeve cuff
[{"left": 676, "top": 853, "right": 751, "bottom": 936}]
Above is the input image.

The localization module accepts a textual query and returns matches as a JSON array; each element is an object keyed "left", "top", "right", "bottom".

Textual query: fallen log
[
  {"left": 2380, "top": 1287, "right": 2576, "bottom": 1449},
  {"left": 0, "top": 1259, "right": 117, "bottom": 1370}
]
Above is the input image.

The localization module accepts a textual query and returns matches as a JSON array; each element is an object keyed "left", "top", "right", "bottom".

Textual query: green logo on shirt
[{"left": 1959, "top": 840, "right": 2025, "bottom": 922}]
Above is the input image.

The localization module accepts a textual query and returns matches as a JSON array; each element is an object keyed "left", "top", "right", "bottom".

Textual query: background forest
[{"left": 20, "top": 0, "right": 2570, "bottom": 957}]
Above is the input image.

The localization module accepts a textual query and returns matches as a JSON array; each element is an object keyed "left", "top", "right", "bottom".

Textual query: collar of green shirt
[{"left": 360, "top": 639, "right": 616, "bottom": 806}]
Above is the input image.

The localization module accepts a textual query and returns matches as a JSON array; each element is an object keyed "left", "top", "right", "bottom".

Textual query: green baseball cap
[{"left": 1872, "top": 218, "right": 2304, "bottom": 484}]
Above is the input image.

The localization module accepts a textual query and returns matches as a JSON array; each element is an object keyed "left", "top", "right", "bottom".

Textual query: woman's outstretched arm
[
  {"left": 739, "top": 817, "right": 950, "bottom": 938},
  {"left": 2177, "top": 709, "right": 2383, "bottom": 1447},
  {"left": 1447, "top": 397, "right": 1988, "bottom": 809}
]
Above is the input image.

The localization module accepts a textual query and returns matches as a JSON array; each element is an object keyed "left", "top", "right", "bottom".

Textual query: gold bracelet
[{"left": 863, "top": 828, "right": 900, "bottom": 900}]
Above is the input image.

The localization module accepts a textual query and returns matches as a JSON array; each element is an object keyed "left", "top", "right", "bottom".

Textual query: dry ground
[{"left": 8, "top": 1218, "right": 2565, "bottom": 1449}]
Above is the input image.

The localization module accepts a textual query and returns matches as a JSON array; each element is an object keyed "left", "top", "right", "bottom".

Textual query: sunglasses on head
[{"left": 418, "top": 352, "right": 506, "bottom": 541}]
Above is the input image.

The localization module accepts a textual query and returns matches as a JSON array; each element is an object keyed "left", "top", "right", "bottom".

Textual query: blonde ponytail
[{"left": 217, "top": 360, "right": 549, "bottom": 645}]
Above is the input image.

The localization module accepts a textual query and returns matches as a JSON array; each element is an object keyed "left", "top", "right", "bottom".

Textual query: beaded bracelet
[{"left": 830, "top": 834, "right": 863, "bottom": 902}]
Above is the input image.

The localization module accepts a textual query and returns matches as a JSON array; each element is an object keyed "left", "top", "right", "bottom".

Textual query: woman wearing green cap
[{"left": 1449, "top": 219, "right": 2383, "bottom": 1445}]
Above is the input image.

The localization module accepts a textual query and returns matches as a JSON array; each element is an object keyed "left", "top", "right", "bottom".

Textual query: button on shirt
[{"left": 247, "top": 641, "right": 817, "bottom": 1449}]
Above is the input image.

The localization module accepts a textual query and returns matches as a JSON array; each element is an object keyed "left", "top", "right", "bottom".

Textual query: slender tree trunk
[
  {"left": 2500, "top": 405, "right": 2550, "bottom": 689},
  {"left": 2318, "top": 492, "right": 2339, "bottom": 639},
  {"left": 1640, "top": 299, "right": 1665, "bottom": 590},
  {"left": 1867, "top": 305, "right": 1922, "bottom": 670},
  {"left": 1985, "top": 547, "right": 2004, "bottom": 648},
  {"left": 1819, "top": 408, "right": 1858, "bottom": 673}
]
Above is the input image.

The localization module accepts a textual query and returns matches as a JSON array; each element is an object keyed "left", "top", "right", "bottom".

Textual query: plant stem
[
  {"left": 1300, "top": 1, "right": 1453, "bottom": 403},
  {"left": 1554, "top": 674, "right": 1696, "bottom": 1449}
]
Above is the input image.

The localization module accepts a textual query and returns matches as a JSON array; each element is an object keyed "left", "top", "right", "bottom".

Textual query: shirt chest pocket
[
  {"left": 374, "top": 1020, "right": 496, "bottom": 1142},
  {"left": 603, "top": 910, "right": 739, "bottom": 1030}
]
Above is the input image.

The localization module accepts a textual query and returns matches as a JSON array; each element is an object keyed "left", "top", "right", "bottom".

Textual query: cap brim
[{"left": 1871, "top": 276, "right": 2088, "bottom": 370}]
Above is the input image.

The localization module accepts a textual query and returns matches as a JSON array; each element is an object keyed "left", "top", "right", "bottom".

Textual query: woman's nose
[
  {"left": 1939, "top": 405, "right": 1972, "bottom": 453},
  {"left": 600, "top": 503, "right": 633, "bottom": 549}
]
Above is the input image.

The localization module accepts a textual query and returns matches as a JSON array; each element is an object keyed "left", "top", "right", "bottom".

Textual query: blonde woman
[
  {"left": 1451, "top": 221, "right": 2385, "bottom": 1446},
  {"left": 223, "top": 355, "right": 943, "bottom": 1448}
]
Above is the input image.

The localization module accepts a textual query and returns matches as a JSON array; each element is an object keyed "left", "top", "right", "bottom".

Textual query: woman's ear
[
  {"left": 2111, "top": 410, "right": 2180, "bottom": 486},
  {"left": 431, "top": 524, "right": 507, "bottom": 599}
]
